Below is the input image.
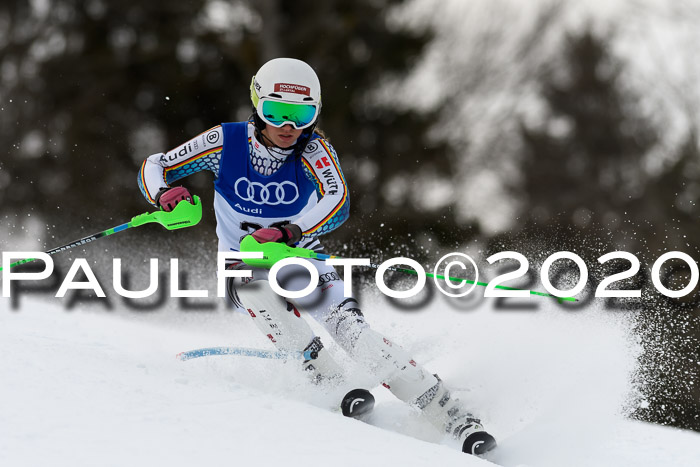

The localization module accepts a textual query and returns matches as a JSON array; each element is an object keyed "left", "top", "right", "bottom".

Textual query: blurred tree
[
  {"left": 0, "top": 0, "right": 256, "bottom": 226},
  {"left": 0, "top": 0, "right": 464, "bottom": 256},
  {"left": 630, "top": 133, "right": 700, "bottom": 431},
  {"left": 519, "top": 27, "right": 700, "bottom": 431},
  {"left": 519, "top": 28, "right": 658, "bottom": 231}
]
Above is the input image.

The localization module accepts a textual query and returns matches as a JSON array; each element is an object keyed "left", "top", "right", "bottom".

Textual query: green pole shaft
[
  {"left": 380, "top": 264, "right": 576, "bottom": 302},
  {"left": 2, "top": 196, "right": 203, "bottom": 272},
  {"left": 239, "top": 237, "right": 578, "bottom": 302},
  {"left": 1, "top": 222, "right": 131, "bottom": 271}
]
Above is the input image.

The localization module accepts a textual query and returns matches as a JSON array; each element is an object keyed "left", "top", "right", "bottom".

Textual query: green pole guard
[
  {"left": 240, "top": 235, "right": 316, "bottom": 268},
  {"left": 130, "top": 195, "right": 203, "bottom": 230}
]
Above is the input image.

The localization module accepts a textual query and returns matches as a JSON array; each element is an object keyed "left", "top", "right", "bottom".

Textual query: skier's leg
[
  {"left": 225, "top": 262, "right": 342, "bottom": 381},
  {"left": 290, "top": 261, "right": 437, "bottom": 397},
  {"left": 296, "top": 260, "right": 496, "bottom": 453},
  {"left": 353, "top": 327, "right": 495, "bottom": 453}
]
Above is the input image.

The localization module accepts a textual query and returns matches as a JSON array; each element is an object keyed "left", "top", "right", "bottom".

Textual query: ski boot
[
  {"left": 302, "top": 336, "right": 344, "bottom": 384},
  {"left": 452, "top": 416, "right": 497, "bottom": 455},
  {"left": 417, "top": 375, "right": 497, "bottom": 456}
]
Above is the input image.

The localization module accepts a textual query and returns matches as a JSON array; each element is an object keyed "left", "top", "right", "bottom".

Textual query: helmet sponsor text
[{"left": 274, "top": 83, "right": 311, "bottom": 96}]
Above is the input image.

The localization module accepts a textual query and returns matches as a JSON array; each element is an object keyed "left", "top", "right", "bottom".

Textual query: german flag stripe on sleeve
[
  {"left": 163, "top": 147, "right": 222, "bottom": 174},
  {"left": 301, "top": 158, "right": 325, "bottom": 196},
  {"left": 140, "top": 160, "right": 156, "bottom": 204}
]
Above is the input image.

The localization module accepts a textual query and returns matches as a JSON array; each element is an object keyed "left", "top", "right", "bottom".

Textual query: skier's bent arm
[
  {"left": 137, "top": 125, "right": 224, "bottom": 206},
  {"left": 138, "top": 158, "right": 166, "bottom": 205}
]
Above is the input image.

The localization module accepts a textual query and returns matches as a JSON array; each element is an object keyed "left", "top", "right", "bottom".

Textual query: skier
[{"left": 137, "top": 57, "right": 496, "bottom": 455}]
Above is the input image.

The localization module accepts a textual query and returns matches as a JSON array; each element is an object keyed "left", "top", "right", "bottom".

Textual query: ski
[{"left": 176, "top": 346, "right": 317, "bottom": 361}]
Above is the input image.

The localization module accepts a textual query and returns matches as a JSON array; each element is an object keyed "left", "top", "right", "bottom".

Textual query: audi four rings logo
[
  {"left": 318, "top": 272, "right": 340, "bottom": 285},
  {"left": 234, "top": 178, "right": 300, "bottom": 205}
]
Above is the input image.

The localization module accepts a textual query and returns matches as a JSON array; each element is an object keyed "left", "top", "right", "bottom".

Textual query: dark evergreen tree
[
  {"left": 520, "top": 28, "right": 658, "bottom": 229},
  {"left": 519, "top": 27, "right": 700, "bottom": 431}
]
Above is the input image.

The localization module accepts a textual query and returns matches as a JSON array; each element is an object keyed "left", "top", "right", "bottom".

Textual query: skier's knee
[{"left": 323, "top": 298, "right": 367, "bottom": 350}]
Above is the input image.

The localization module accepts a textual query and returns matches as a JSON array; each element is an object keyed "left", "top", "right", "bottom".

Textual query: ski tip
[{"left": 341, "top": 389, "right": 375, "bottom": 419}]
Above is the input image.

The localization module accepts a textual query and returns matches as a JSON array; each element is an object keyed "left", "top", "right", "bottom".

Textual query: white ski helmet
[{"left": 250, "top": 58, "right": 322, "bottom": 130}]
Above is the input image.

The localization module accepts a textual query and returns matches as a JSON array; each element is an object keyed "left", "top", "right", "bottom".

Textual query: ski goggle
[{"left": 256, "top": 99, "right": 319, "bottom": 130}]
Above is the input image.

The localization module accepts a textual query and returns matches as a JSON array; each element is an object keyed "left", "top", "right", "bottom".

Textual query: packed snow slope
[{"left": 2, "top": 292, "right": 699, "bottom": 467}]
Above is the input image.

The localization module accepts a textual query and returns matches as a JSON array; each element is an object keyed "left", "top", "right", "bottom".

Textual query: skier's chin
[{"left": 275, "top": 135, "right": 297, "bottom": 147}]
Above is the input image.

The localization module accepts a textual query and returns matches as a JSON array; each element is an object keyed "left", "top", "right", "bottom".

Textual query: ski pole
[
  {"left": 176, "top": 346, "right": 317, "bottom": 361},
  {"left": 238, "top": 235, "right": 577, "bottom": 303},
  {"left": 1, "top": 196, "right": 203, "bottom": 271}
]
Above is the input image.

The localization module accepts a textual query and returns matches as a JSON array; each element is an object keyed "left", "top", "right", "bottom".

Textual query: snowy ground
[{"left": 2, "top": 290, "right": 699, "bottom": 467}]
